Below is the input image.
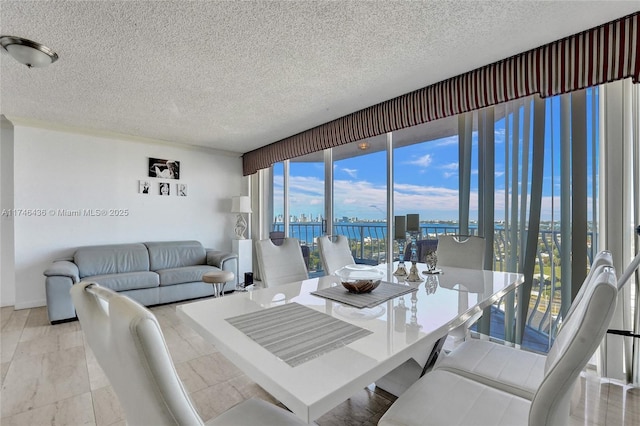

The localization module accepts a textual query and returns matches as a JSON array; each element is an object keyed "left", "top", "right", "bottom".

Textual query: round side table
[{"left": 202, "top": 270, "right": 235, "bottom": 298}]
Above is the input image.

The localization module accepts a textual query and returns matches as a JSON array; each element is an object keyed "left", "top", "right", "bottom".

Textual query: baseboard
[{"left": 14, "top": 298, "right": 46, "bottom": 310}]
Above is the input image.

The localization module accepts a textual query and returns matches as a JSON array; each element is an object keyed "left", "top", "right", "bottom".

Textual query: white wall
[
  {"left": 0, "top": 116, "right": 16, "bottom": 306},
  {"left": 8, "top": 123, "right": 243, "bottom": 309}
]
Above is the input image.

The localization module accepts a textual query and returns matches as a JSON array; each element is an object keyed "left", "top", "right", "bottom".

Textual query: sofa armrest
[
  {"left": 207, "top": 250, "right": 239, "bottom": 288},
  {"left": 43, "top": 260, "right": 80, "bottom": 283},
  {"left": 44, "top": 260, "right": 80, "bottom": 323},
  {"left": 206, "top": 250, "right": 238, "bottom": 269}
]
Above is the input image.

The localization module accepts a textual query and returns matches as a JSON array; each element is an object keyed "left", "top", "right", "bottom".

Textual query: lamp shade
[{"left": 231, "top": 196, "right": 252, "bottom": 214}]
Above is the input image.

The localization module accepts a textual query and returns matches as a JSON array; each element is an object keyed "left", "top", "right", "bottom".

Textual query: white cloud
[
  {"left": 281, "top": 168, "right": 593, "bottom": 223},
  {"left": 434, "top": 136, "right": 458, "bottom": 147},
  {"left": 440, "top": 163, "right": 458, "bottom": 171},
  {"left": 405, "top": 154, "right": 433, "bottom": 168},
  {"left": 341, "top": 168, "right": 358, "bottom": 178},
  {"left": 285, "top": 176, "right": 325, "bottom": 211},
  {"left": 392, "top": 183, "right": 464, "bottom": 212},
  {"left": 332, "top": 179, "right": 389, "bottom": 218},
  {"left": 288, "top": 175, "right": 324, "bottom": 195},
  {"left": 440, "top": 163, "right": 458, "bottom": 179}
]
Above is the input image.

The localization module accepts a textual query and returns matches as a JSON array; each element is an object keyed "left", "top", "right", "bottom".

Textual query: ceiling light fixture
[
  {"left": 0, "top": 36, "right": 59, "bottom": 68},
  {"left": 358, "top": 141, "right": 370, "bottom": 151}
]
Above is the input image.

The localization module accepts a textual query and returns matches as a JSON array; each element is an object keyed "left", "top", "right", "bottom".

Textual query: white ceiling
[{"left": 1, "top": 1, "right": 638, "bottom": 155}]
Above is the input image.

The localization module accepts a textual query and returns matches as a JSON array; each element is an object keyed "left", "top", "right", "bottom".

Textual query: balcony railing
[{"left": 273, "top": 222, "right": 593, "bottom": 348}]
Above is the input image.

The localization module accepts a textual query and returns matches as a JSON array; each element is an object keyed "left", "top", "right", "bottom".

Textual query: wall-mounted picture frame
[
  {"left": 148, "top": 157, "right": 180, "bottom": 179},
  {"left": 177, "top": 183, "right": 188, "bottom": 197},
  {"left": 138, "top": 180, "right": 150, "bottom": 194},
  {"left": 159, "top": 182, "right": 171, "bottom": 196}
]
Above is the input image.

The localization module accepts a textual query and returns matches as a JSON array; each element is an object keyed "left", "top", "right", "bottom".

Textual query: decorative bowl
[{"left": 334, "top": 264, "right": 384, "bottom": 294}]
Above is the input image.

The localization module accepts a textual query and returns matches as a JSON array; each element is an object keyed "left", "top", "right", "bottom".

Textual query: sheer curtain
[
  {"left": 460, "top": 91, "right": 602, "bottom": 351},
  {"left": 497, "top": 97, "right": 546, "bottom": 347},
  {"left": 600, "top": 79, "right": 640, "bottom": 385},
  {"left": 457, "top": 96, "right": 546, "bottom": 347}
]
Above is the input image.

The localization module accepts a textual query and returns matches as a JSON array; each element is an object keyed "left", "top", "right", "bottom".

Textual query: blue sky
[{"left": 275, "top": 91, "right": 598, "bottom": 223}]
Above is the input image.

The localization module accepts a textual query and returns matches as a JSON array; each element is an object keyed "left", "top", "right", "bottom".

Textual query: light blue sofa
[{"left": 44, "top": 240, "right": 238, "bottom": 324}]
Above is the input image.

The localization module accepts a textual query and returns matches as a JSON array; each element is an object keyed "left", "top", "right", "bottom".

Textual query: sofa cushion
[
  {"left": 75, "top": 243, "right": 150, "bottom": 279},
  {"left": 86, "top": 271, "right": 159, "bottom": 292},
  {"left": 156, "top": 265, "right": 220, "bottom": 286},
  {"left": 145, "top": 241, "right": 206, "bottom": 271}
]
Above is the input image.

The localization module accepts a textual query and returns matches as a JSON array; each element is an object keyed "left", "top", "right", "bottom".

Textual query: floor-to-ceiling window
[
  {"left": 272, "top": 161, "right": 285, "bottom": 230},
  {"left": 271, "top": 156, "right": 326, "bottom": 274},
  {"left": 392, "top": 118, "right": 469, "bottom": 239},
  {"left": 332, "top": 138, "right": 388, "bottom": 266},
  {"left": 267, "top": 86, "right": 624, "bottom": 354}
]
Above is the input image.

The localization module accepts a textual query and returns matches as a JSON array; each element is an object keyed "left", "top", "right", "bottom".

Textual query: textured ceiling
[{"left": 1, "top": 1, "right": 638, "bottom": 155}]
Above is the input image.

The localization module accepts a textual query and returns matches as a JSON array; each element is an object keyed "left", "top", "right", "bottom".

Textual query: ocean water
[{"left": 272, "top": 222, "right": 477, "bottom": 245}]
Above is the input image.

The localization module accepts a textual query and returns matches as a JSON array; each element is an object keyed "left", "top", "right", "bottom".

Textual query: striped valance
[{"left": 243, "top": 12, "right": 639, "bottom": 176}]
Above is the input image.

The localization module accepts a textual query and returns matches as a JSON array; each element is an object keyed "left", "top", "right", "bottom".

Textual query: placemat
[
  {"left": 311, "top": 281, "right": 418, "bottom": 308},
  {"left": 226, "top": 302, "right": 372, "bottom": 367}
]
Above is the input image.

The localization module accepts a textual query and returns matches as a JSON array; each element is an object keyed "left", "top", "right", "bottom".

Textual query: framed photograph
[
  {"left": 148, "top": 157, "right": 180, "bottom": 179},
  {"left": 177, "top": 183, "right": 188, "bottom": 197},
  {"left": 159, "top": 182, "right": 171, "bottom": 196},
  {"left": 138, "top": 180, "right": 150, "bottom": 194}
]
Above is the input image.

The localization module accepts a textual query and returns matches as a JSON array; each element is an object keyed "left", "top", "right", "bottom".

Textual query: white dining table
[{"left": 176, "top": 263, "right": 524, "bottom": 423}]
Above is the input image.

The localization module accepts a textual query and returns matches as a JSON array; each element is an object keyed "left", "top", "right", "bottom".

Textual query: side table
[
  {"left": 232, "top": 239, "right": 252, "bottom": 287},
  {"left": 203, "top": 270, "right": 235, "bottom": 297}
]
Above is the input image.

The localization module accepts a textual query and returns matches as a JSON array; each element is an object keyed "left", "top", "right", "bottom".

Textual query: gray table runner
[
  {"left": 226, "top": 302, "right": 372, "bottom": 367},
  {"left": 311, "top": 281, "right": 418, "bottom": 308}
]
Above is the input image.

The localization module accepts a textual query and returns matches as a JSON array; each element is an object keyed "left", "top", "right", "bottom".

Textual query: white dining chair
[
  {"left": 255, "top": 237, "right": 309, "bottom": 287},
  {"left": 432, "top": 250, "right": 614, "bottom": 403},
  {"left": 437, "top": 234, "right": 486, "bottom": 269},
  {"left": 375, "top": 235, "right": 487, "bottom": 396},
  {"left": 70, "top": 282, "right": 306, "bottom": 426},
  {"left": 437, "top": 235, "right": 487, "bottom": 348},
  {"left": 379, "top": 266, "right": 618, "bottom": 426},
  {"left": 562, "top": 250, "right": 614, "bottom": 323},
  {"left": 318, "top": 235, "right": 355, "bottom": 275}
]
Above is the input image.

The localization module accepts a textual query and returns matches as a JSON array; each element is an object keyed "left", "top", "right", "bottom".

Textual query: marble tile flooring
[{"left": 1, "top": 302, "right": 638, "bottom": 425}]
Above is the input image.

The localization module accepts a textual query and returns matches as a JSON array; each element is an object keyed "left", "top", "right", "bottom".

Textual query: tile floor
[{"left": 1, "top": 302, "right": 638, "bottom": 425}]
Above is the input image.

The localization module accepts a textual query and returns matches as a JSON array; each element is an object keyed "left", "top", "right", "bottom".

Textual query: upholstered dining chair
[
  {"left": 430, "top": 250, "right": 615, "bottom": 403},
  {"left": 269, "top": 231, "right": 310, "bottom": 269},
  {"left": 256, "top": 237, "right": 309, "bottom": 287},
  {"left": 436, "top": 234, "right": 486, "bottom": 269},
  {"left": 562, "top": 250, "right": 613, "bottom": 323},
  {"left": 70, "top": 282, "right": 305, "bottom": 426},
  {"left": 375, "top": 235, "right": 487, "bottom": 396},
  {"left": 433, "top": 254, "right": 615, "bottom": 396},
  {"left": 379, "top": 266, "right": 618, "bottom": 426},
  {"left": 318, "top": 235, "right": 355, "bottom": 275},
  {"left": 436, "top": 234, "right": 487, "bottom": 346},
  {"left": 404, "top": 239, "right": 438, "bottom": 263}
]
